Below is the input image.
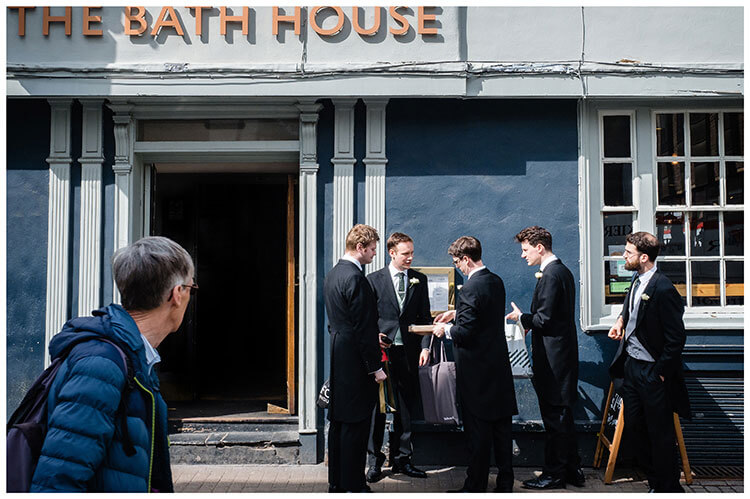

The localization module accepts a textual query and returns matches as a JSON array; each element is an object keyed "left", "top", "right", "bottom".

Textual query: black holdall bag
[
  {"left": 6, "top": 336, "right": 135, "bottom": 493},
  {"left": 418, "top": 336, "right": 461, "bottom": 426}
]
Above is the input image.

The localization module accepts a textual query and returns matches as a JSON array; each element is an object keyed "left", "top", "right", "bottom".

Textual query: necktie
[
  {"left": 629, "top": 276, "right": 641, "bottom": 314},
  {"left": 397, "top": 272, "right": 406, "bottom": 308}
]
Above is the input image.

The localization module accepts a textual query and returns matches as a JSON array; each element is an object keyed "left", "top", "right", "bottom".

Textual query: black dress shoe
[
  {"left": 392, "top": 462, "right": 427, "bottom": 478},
  {"left": 492, "top": 485, "right": 513, "bottom": 492},
  {"left": 566, "top": 468, "right": 586, "bottom": 487},
  {"left": 365, "top": 466, "right": 383, "bottom": 483},
  {"left": 521, "top": 474, "right": 566, "bottom": 490},
  {"left": 447, "top": 488, "right": 472, "bottom": 493}
]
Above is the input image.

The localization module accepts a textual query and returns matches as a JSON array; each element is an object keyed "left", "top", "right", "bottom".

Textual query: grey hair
[{"left": 112, "top": 236, "right": 194, "bottom": 311}]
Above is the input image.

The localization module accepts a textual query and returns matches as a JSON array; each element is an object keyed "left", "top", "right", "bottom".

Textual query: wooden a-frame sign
[{"left": 593, "top": 381, "right": 693, "bottom": 485}]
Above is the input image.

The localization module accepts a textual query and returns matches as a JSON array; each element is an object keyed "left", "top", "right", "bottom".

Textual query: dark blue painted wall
[{"left": 7, "top": 99, "right": 50, "bottom": 414}]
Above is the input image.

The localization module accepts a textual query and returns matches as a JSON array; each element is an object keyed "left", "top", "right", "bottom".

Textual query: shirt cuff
[{"left": 444, "top": 324, "right": 453, "bottom": 340}]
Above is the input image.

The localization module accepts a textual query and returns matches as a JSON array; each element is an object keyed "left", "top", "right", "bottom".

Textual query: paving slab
[{"left": 172, "top": 464, "right": 742, "bottom": 493}]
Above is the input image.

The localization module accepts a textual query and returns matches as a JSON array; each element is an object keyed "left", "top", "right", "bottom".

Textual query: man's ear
[
  {"left": 169, "top": 285, "right": 184, "bottom": 307},
  {"left": 536, "top": 243, "right": 546, "bottom": 255}
]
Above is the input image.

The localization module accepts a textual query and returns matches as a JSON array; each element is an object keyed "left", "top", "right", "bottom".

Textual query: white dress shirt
[{"left": 140, "top": 333, "right": 161, "bottom": 376}]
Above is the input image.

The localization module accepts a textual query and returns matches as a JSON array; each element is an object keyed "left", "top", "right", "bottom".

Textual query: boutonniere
[
  {"left": 457, "top": 285, "right": 463, "bottom": 291},
  {"left": 535, "top": 272, "right": 543, "bottom": 279},
  {"left": 409, "top": 277, "right": 419, "bottom": 288},
  {"left": 641, "top": 293, "right": 650, "bottom": 301}
]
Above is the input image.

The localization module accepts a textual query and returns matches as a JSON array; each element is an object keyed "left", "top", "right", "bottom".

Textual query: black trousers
[
  {"left": 536, "top": 394, "right": 581, "bottom": 478},
  {"left": 328, "top": 417, "right": 370, "bottom": 492},
  {"left": 461, "top": 410, "right": 514, "bottom": 492},
  {"left": 367, "top": 346, "right": 416, "bottom": 468},
  {"left": 621, "top": 356, "right": 683, "bottom": 492}
]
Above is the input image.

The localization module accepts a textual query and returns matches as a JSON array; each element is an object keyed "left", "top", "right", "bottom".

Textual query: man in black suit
[
  {"left": 324, "top": 224, "right": 387, "bottom": 493},
  {"left": 608, "top": 231, "right": 691, "bottom": 493},
  {"left": 365, "top": 232, "right": 433, "bottom": 482},
  {"left": 433, "top": 236, "right": 518, "bottom": 492},
  {"left": 506, "top": 226, "right": 584, "bottom": 490}
]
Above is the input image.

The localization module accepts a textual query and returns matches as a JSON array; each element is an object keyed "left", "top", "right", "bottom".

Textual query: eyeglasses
[{"left": 167, "top": 280, "right": 199, "bottom": 301}]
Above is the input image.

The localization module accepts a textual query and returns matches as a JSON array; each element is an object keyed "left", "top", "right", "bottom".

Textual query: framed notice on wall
[{"left": 413, "top": 266, "right": 455, "bottom": 315}]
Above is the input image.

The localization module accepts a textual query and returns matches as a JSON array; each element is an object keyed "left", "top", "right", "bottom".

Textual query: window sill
[{"left": 583, "top": 311, "right": 744, "bottom": 332}]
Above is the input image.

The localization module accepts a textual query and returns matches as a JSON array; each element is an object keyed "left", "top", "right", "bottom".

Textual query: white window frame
[{"left": 579, "top": 100, "right": 744, "bottom": 331}]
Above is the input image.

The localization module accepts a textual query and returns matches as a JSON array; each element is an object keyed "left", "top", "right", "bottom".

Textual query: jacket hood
[{"left": 48, "top": 304, "right": 146, "bottom": 364}]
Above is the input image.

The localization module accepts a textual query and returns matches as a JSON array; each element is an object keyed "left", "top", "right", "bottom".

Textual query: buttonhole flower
[{"left": 535, "top": 272, "right": 544, "bottom": 279}]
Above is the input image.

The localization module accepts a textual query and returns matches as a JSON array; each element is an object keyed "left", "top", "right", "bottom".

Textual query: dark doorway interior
[{"left": 152, "top": 172, "right": 289, "bottom": 412}]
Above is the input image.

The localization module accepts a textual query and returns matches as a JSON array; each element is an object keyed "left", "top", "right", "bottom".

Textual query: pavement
[{"left": 172, "top": 464, "right": 743, "bottom": 493}]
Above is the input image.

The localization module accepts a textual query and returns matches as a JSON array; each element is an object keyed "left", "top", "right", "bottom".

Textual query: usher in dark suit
[
  {"left": 366, "top": 266, "right": 432, "bottom": 471},
  {"left": 324, "top": 259, "right": 383, "bottom": 492},
  {"left": 519, "top": 259, "right": 581, "bottom": 481},
  {"left": 450, "top": 268, "right": 518, "bottom": 492},
  {"left": 609, "top": 269, "right": 691, "bottom": 492}
]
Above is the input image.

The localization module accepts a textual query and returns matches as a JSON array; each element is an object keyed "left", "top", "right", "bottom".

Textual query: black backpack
[{"left": 6, "top": 336, "right": 136, "bottom": 492}]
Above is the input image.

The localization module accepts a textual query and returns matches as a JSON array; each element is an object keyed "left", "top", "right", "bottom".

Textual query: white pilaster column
[
  {"left": 45, "top": 99, "right": 73, "bottom": 364},
  {"left": 107, "top": 102, "right": 135, "bottom": 303},
  {"left": 78, "top": 100, "right": 104, "bottom": 316},
  {"left": 296, "top": 101, "right": 322, "bottom": 437},
  {"left": 331, "top": 99, "right": 357, "bottom": 265},
  {"left": 363, "top": 99, "right": 388, "bottom": 274}
]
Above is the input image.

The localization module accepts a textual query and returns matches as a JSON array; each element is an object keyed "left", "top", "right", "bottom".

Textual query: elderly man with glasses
[{"left": 28, "top": 236, "right": 195, "bottom": 492}]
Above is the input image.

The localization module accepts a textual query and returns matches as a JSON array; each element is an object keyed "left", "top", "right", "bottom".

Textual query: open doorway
[{"left": 152, "top": 171, "right": 297, "bottom": 417}]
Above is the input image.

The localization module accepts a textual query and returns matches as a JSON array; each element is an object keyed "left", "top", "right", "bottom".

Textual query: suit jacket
[
  {"left": 324, "top": 259, "right": 383, "bottom": 423},
  {"left": 609, "top": 270, "right": 691, "bottom": 418},
  {"left": 520, "top": 259, "right": 579, "bottom": 407},
  {"left": 367, "top": 267, "right": 433, "bottom": 373},
  {"left": 450, "top": 268, "right": 518, "bottom": 420}
]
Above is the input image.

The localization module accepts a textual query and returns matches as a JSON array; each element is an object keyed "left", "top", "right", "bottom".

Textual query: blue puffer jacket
[{"left": 30, "top": 304, "right": 173, "bottom": 492}]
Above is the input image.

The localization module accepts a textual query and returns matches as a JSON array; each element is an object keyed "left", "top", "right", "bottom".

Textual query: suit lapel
[
  {"left": 633, "top": 272, "right": 659, "bottom": 332},
  {"left": 401, "top": 269, "right": 416, "bottom": 314}
]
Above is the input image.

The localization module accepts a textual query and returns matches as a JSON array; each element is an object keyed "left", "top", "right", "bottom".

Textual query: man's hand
[
  {"left": 378, "top": 333, "right": 391, "bottom": 349},
  {"left": 373, "top": 369, "right": 387, "bottom": 384},
  {"left": 418, "top": 348, "right": 430, "bottom": 367},
  {"left": 433, "top": 324, "right": 446, "bottom": 338},
  {"left": 434, "top": 310, "right": 456, "bottom": 324},
  {"left": 505, "top": 302, "right": 522, "bottom": 322},
  {"left": 659, "top": 375, "right": 665, "bottom": 382},
  {"left": 608, "top": 317, "right": 624, "bottom": 341}
]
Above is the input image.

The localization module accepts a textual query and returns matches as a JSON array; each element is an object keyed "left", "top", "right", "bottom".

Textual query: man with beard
[{"left": 608, "top": 231, "right": 691, "bottom": 493}]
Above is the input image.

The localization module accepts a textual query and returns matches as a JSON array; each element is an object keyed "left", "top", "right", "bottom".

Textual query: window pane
[
  {"left": 658, "top": 261, "right": 687, "bottom": 306},
  {"left": 724, "top": 211, "right": 744, "bottom": 256},
  {"left": 657, "top": 162, "right": 686, "bottom": 205},
  {"left": 603, "top": 163, "right": 633, "bottom": 206},
  {"left": 723, "top": 112, "right": 744, "bottom": 156},
  {"left": 605, "top": 260, "right": 630, "bottom": 305},
  {"left": 689, "top": 113, "right": 719, "bottom": 156},
  {"left": 656, "top": 113, "right": 685, "bottom": 157},
  {"left": 726, "top": 161, "right": 744, "bottom": 205},
  {"left": 726, "top": 261, "right": 744, "bottom": 306},
  {"left": 690, "top": 162, "right": 720, "bottom": 205},
  {"left": 656, "top": 212, "right": 685, "bottom": 256},
  {"left": 689, "top": 212, "right": 720, "bottom": 256},
  {"left": 603, "top": 212, "right": 633, "bottom": 257},
  {"left": 603, "top": 115, "right": 631, "bottom": 158},
  {"left": 137, "top": 119, "right": 299, "bottom": 141},
  {"left": 691, "top": 261, "right": 720, "bottom": 306}
]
